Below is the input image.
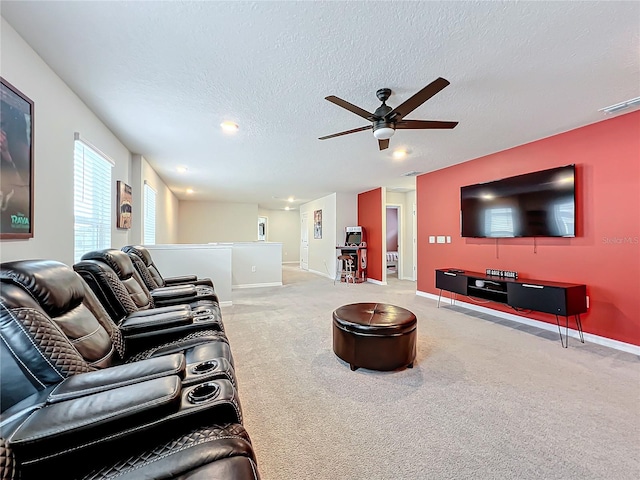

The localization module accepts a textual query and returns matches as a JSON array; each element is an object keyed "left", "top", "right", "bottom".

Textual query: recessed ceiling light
[
  {"left": 285, "top": 206, "right": 290, "bottom": 211},
  {"left": 392, "top": 149, "right": 408, "bottom": 160},
  {"left": 288, "top": 197, "right": 294, "bottom": 202},
  {"left": 176, "top": 166, "right": 188, "bottom": 173},
  {"left": 220, "top": 121, "right": 239, "bottom": 133},
  {"left": 186, "top": 188, "right": 194, "bottom": 194}
]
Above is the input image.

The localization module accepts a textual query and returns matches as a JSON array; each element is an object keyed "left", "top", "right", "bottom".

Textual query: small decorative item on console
[{"left": 486, "top": 268, "right": 518, "bottom": 279}]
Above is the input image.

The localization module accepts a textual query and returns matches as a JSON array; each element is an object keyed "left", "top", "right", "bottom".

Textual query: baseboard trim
[
  {"left": 282, "top": 261, "right": 299, "bottom": 264},
  {"left": 416, "top": 290, "right": 640, "bottom": 356},
  {"left": 367, "top": 278, "right": 386, "bottom": 286},
  {"left": 219, "top": 300, "right": 232, "bottom": 307},
  {"left": 233, "top": 282, "right": 282, "bottom": 289},
  {"left": 308, "top": 268, "right": 334, "bottom": 280}
]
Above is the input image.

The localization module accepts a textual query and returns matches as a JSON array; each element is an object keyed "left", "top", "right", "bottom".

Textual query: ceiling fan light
[{"left": 373, "top": 127, "right": 395, "bottom": 140}]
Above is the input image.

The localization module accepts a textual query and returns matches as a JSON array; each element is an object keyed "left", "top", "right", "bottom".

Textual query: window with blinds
[
  {"left": 143, "top": 183, "right": 156, "bottom": 245},
  {"left": 74, "top": 139, "right": 113, "bottom": 263}
]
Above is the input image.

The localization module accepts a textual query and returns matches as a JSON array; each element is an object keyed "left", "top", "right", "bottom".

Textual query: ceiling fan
[{"left": 319, "top": 77, "right": 458, "bottom": 151}]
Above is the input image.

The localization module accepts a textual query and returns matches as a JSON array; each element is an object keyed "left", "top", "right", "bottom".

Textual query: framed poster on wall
[
  {"left": 117, "top": 180, "right": 132, "bottom": 229},
  {"left": 1, "top": 77, "right": 34, "bottom": 239},
  {"left": 314, "top": 209, "right": 322, "bottom": 239}
]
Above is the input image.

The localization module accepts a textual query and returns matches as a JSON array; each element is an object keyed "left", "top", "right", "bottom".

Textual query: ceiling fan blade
[
  {"left": 378, "top": 139, "right": 390, "bottom": 150},
  {"left": 318, "top": 125, "right": 372, "bottom": 140},
  {"left": 395, "top": 120, "right": 458, "bottom": 129},
  {"left": 386, "top": 77, "right": 450, "bottom": 121},
  {"left": 325, "top": 96, "right": 379, "bottom": 121}
]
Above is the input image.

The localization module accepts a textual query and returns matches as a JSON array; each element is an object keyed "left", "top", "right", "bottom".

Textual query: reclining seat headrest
[
  {"left": 0, "top": 260, "right": 115, "bottom": 411},
  {"left": 0, "top": 259, "right": 85, "bottom": 318},
  {"left": 77, "top": 249, "right": 154, "bottom": 315},
  {"left": 122, "top": 245, "right": 165, "bottom": 288},
  {"left": 0, "top": 259, "right": 122, "bottom": 364},
  {"left": 122, "top": 245, "right": 153, "bottom": 267},
  {"left": 81, "top": 249, "right": 135, "bottom": 280}
]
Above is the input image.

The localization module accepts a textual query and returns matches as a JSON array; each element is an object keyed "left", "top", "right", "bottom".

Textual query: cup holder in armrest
[
  {"left": 193, "top": 307, "right": 213, "bottom": 316},
  {"left": 196, "top": 286, "right": 214, "bottom": 295},
  {"left": 187, "top": 382, "right": 220, "bottom": 404},
  {"left": 194, "top": 314, "right": 214, "bottom": 323},
  {"left": 191, "top": 360, "right": 218, "bottom": 375}
]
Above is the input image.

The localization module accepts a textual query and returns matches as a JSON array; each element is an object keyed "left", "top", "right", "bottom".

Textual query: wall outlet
[
  {"left": 251, "top": 266, "right": 256, "bottom": 272},
  {"left": 436, "top": 236, "right": 445, "bottom": 244},
  {"left": 446, "top": 236, "right": 451, "bottom": 243},
  {"left": 586, "top": 296, "right": 589, "bottom": 308}
]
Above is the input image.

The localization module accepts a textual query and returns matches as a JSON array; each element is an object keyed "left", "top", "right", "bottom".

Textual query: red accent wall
[
  {"left": 358, "top": 188, "right": 383, "bottom": 281},
  {"left": 417, "top": 111, "right": 640, "bottom": 346}
]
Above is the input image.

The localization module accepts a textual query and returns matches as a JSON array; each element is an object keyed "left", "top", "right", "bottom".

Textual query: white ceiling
[{"left": 2, "top": 1, "right": 639, "bottom": 210}]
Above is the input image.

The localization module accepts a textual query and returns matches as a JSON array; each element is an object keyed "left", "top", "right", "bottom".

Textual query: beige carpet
[{"left": 222, "top": 266, "right": 640, "bottom": 480}]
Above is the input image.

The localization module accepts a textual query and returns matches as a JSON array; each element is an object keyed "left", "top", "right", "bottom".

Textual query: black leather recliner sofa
[
  {"left": 0, "top": 259, "right": 259, "bottom": 479},
  {"left": 74, "top": 249, "right": 225, "bottom": 331},
  {"left": 122, "top": 244, "right": 216, "bottom": 292}
]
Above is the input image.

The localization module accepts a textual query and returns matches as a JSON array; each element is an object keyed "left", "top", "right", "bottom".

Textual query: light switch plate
[
  {"left": 429, "top": 236, "right": 435, "bottom": 244},
  {"left": 437, "top": 236, "right": 445, "bottom": 244},
  {"left": 446, "top": 236, "right": 451, "bottom": 243}
]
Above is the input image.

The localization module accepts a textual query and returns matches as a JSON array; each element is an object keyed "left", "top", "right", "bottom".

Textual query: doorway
[{"left": 386, "top": 206, "right": 400, "bottom": 279}]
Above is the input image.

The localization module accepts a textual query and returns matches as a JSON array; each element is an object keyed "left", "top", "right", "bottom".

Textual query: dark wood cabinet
[
  {"left": 435, "top": 270, "right": 468, "bottom": 295},
  {"left": 507, "top": 282, "right": 586, "bottom": 316},
  {"left": 435, "top": 269, "right": 587, "bottom": 347}
]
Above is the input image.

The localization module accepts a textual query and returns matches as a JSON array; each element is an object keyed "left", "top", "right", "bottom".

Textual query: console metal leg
[
  {"left": 555, "top": 314, "right": 569, "bottom": 348},
  {"left": 575, "top": 314, "right": 585, "bottom": 343},
  {"left": 437, "top": 289, "right": 443, "bottom": 308}
]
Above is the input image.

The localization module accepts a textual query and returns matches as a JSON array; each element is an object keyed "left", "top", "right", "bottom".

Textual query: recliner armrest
[
  {"left": 164, "top": 274, "right": 198, "bottom": 285},
  {"left": 120, "top": 309, "right": 193, "bottom": 336},
  {"left": 127, "top": 304, "right": 191, "bottom": 317},
  {"left": 7, "top": 378, "right": 241, "bottom": 469},
  {"left": 8, "top": 377, "right": 182, "bottom": 463},
  {"left": 152, "top": 284, "right": 197, "bottom": 298},
  {"left": 150, "top": 285, "right": 198, "bottom": 306},
  {"left": 47, "top": 354, "right": 186, "bottom": 403}
]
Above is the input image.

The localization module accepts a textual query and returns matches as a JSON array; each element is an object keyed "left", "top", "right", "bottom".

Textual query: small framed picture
[
  {"left": 117, "top": 181, "right": 132, "bottom": 229},
  {"left": 314, "top": 209, "right": 322, "bottom": 239}
]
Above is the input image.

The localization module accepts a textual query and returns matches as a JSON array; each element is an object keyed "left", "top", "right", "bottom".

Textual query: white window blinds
[
  {"left": 74, "top": 138, "right": 113, "bottom": 263},
  {"left": 143, "top": 183, "right": 156, "bottom": 245}
]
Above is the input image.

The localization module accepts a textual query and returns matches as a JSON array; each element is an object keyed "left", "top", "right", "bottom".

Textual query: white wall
[
  {"left": 0, "top": 18, "right": 129, "bottom": 265},
  {"left": 300, "top": 192, "right": 357, "bottom": 278},
  {"left": 137, "top": 155, "right": 179, "bottom": 244},
  {"left": 144, "top": 244, "right": 233, "bottom": 304},
  {"left": 258, "top": 208, "right": 300, "bottom": 263},
  {"left": 178, "top": 201, "right": 258, "bottom": 243},
  {"left": 0, "top": 19, "right": 177, "bottom": 265},
  {"left": 335, "top": 192, "right": 358, "bottom": 245},
  {"left": 131, "top": 154, "right": 179, "bottom": 245},
  {"left": 231, "top": 242, "right": 283, "bottom": 288}
]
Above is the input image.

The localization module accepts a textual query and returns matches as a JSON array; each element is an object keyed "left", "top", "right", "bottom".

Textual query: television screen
[{"left": 460, "top": 165, "right": 575, "bottom": 238}]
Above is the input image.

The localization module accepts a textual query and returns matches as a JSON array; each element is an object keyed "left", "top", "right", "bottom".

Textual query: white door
[
  {"left": 300, "top": 212, "right": 309, "bottom": 270},
  {"left": 412, "top": 203, "right": 417, "bottom": 281}
]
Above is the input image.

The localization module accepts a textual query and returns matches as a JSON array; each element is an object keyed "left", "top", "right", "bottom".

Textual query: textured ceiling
[{"left": 2, "top": 1, "right": 639, "bottom": 210}]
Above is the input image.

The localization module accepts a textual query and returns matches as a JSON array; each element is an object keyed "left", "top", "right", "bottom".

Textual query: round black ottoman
[{"left": 332, "top": 303, "right": 417, "bottom": 371}]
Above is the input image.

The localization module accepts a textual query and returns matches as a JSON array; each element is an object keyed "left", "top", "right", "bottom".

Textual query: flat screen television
[{"left": 460, "top": 165, "right": 576, "bottom": 238}]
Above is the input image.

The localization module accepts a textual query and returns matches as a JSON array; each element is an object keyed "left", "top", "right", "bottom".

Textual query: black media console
[{"left": 435, "top": 269, "right": 587, "bottom": 348}]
